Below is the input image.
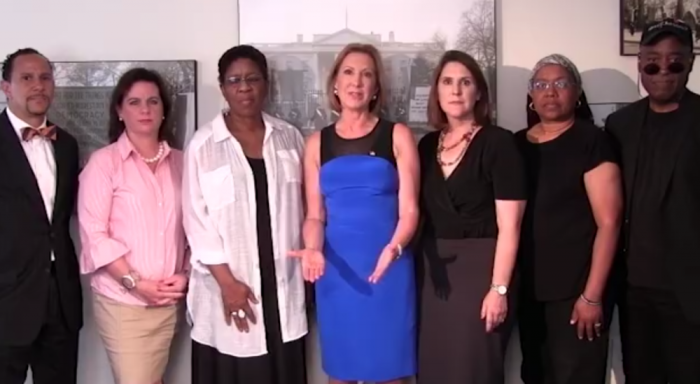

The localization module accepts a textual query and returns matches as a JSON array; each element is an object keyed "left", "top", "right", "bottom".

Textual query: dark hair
[
  {"left": 107, "top": 67, "right": 173, "bottom": 143},
  {"left": 326, "top": 43, "right": 387, "bottom": 115},
  {"left": 217, "top": 45, "right": 269, "bottom": 85},
  {"left": 2, "top": 48, "right": 51, "bottom": 81},
  {"left": 526, "top": 90, "right": 594, "bottom": 127},
  {"left": 428, "top": 50, "right": 492, "bottom": 129}
]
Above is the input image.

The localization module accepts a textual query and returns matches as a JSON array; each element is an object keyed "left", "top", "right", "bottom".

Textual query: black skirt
[
  {"left": 416, "top": 237, "right": 517, "bottom": 384},
  {"left": 192, "top": 337, "right": 307, "bottom": 384}
]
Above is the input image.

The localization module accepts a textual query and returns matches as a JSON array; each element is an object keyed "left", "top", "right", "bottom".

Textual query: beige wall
[{"left": 3, "top": 0, "right": 692, "bottom": 382}]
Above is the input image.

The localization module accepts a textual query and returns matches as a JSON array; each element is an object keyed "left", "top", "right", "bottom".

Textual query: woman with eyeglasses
[
  {"left": 514, "top": 54, "right": 623, "bottom": 384},
  {"left": 183, "top": 45, "right": 308, "bottom": 384}
]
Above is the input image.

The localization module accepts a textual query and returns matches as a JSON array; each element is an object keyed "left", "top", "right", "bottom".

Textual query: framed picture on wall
[
  {"left": 238, "top": 0, "right": 497, "bottom": 139},
  {"left": 620, "top": 0, "right": 700, "bottom": 56},
  {"left": 48, "top": 60, "right": 198, "bottom": 166}
]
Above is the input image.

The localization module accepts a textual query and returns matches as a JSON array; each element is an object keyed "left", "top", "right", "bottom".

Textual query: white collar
[{"left": 5, "top": 107, "right": 48, "bottom": 139}]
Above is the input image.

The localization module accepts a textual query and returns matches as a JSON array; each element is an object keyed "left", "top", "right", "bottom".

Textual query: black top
[
  {"left": 515, "top": 120, "right": 617, "bottom": 301},
  {"left": 418, "top": 125, "right": 526, "bottom": 239},
  {"left": 626, "top": 110, "right": 679, "bottom": 289},
  {"left": 246, "top": 157, "right": 276, "bottom": 284},
  {"left": 606, "top": 90, "right": 700, "bottom": 323},
  {"left": 320, "top": 118, "right": 395, "bottom": 166}
]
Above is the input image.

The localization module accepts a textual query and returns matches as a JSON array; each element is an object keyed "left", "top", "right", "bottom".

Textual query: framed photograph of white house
[
  {"left": 620, "top": 0, "right": 700, "bottom": 56},
  {"left": 238, "top": 0, "right": 496, "bottom": 138},
  {"left": 49, "top": 60, "right": 198, "bottom": 166}
]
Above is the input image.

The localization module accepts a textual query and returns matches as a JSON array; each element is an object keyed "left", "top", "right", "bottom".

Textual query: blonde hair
[{"left": 326, "top": 43, "right": 387, "bottom": 115}]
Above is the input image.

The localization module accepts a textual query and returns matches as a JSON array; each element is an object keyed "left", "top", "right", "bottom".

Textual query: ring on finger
[{"left": 231, "top": 309, "right": 246, "bottom": 319}]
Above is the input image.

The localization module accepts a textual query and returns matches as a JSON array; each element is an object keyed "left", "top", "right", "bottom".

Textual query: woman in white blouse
[{"left": 182, "top": 45, "right": 308, "bottom": 384}]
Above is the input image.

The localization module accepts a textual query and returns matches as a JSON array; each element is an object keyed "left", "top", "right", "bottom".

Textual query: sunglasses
[{"left": 642, "top": 62, "right": 686, "bottom": 75}]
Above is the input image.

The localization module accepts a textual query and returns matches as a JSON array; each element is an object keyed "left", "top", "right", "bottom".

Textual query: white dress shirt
[
  {"left": 183, "top": 111, "right": 307, "bottom": 357},
  {"left": 6, "top": 107, "right": 56, "bottom": 261}
]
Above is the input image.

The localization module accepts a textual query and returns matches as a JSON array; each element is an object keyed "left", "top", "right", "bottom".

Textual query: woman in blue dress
[{"left": 289, "top": 43, "right": 420, "bottom": 384}]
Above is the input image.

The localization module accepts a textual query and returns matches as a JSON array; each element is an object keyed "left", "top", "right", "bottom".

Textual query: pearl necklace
[{"left": 138, "top": 142, "right": 165, "bottom": 164}]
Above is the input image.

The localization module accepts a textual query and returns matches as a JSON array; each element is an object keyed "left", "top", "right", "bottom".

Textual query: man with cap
[{"left": 606, "top": 19, "right": 700, "bottom": 383}]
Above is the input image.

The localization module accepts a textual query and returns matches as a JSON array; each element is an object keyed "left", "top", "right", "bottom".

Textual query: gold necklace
[{"left": 437, "top": 123, "right": 479, "bottom": 166}]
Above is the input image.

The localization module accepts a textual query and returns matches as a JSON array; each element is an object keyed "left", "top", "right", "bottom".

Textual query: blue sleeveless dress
[{"left": 315, "top": 119, "right": 417, "bottom": 382}]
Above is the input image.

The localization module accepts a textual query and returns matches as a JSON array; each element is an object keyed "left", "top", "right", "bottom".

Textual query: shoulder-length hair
[
  {"left": 107, "top": 67, "right": 174, "bottom": 144},
  {"left": 427, "top": 50, "right": 492, "bottom": 129},
  {"left": 325, "top": 43, "right": 387, "bottom": 115}
]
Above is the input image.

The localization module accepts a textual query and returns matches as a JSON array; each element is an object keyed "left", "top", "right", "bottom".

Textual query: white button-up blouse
[{"left": 182, "top": 111, "right": 307, "bottom": 357}]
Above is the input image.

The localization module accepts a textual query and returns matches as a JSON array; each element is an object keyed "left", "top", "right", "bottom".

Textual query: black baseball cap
[{"left": 640, "top": 18, "right": 693, "bottom": 47}]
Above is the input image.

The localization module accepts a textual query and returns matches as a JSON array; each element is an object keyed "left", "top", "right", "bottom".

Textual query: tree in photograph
[
  {"left": 456, "top": 0, "right": 496, "bottom": 70},
  {"left": 409, "top": 56, "right": 433, "bottom": 87},
  {"left": 424, "top": 31, "right": 447, "bottom": 62},
  {"left": 410, "top": 31, "right": 447, "bottom": 87},
  {"left": 456, "top": 0, "right": 497, "bottom": 116}
]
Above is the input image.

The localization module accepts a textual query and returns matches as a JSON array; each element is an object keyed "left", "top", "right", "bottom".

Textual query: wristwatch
[
  {"left": 490, "top": 284, "right": 508, "bottom": 296},
  {"left": 120, "top": 271, "right": 141, "bottom": 290}
]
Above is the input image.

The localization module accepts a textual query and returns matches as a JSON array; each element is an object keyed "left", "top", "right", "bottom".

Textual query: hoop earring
[
  {"left": 576, "top": 100, "right": 582, "bottom": 108},
  {"left": 528, "top": 102, "right": 535, "bottom": 111}
]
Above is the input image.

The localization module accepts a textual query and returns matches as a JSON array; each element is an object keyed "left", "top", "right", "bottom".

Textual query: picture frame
[
  {"left": 49, "top": 60, "right": 198, "bottom": 166},
  {"left": 620, "top": 0, "right": 700, "bottom": 56},
  {"left": 238, "top": 0, "right": 497, "bottom": 138}
]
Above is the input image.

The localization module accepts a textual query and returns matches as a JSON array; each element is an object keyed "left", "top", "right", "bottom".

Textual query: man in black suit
[
  {"left": 0, "top": 48, "right": 82, "bottom": 383},
  {"left": 606, "top": 19, "right": 700, "bottom": 384}
]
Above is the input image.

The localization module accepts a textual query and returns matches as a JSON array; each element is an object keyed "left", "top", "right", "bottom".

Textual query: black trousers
[
  {"left": 518, "top": 296, "right": 612, "bottom": 384},
  {"left": 619, "top": 286, "right": 700, "bottom": 384},
  {"left": 0, "top": 271, "right": 79, "bottom": 384}
]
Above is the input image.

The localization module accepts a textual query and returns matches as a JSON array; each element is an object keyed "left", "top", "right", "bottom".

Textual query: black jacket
[
  {"left": 0, "top": 110, "right": 83, "bottom": 345},
  {"left": 606, "top": 90, "right": 700, "bottom": 323}
]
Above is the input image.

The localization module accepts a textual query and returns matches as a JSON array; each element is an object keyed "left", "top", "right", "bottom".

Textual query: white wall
[{"left": 2, "top": 0, "right": 689, "bottom": 383}]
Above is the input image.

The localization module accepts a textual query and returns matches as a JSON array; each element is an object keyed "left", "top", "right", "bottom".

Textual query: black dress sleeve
[
  {"left": 583, "top": 128, "right": 618, "bottom": 173},
  {"left": 487, "top": 128, "right": 527, "bottom": 200}
]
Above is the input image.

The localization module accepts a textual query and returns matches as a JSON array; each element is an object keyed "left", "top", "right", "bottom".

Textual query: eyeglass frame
[{"left": 528, "top": 79, "right": 575, "bottom": 92}]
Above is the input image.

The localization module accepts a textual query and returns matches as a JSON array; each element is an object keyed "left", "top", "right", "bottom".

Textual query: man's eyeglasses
[{"left": 642, "top": 62, "right": 686, "bottom": 75}]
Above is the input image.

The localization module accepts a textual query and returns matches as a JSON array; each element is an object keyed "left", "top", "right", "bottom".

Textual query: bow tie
[{"left": 22, "top": 126, "right": 57, "bottom": 141}]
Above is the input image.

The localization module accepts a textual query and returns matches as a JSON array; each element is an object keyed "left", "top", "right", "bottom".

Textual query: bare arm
[
  {"left": 582, "top": 162, "right": 623, "bottom": 302},
  {"left": 491, "top": 200, "right": 526, "bottom": 287},
  {"left": 389, "top": 123, "right": 420, "bottom": 249},
  {"left": 301, "top": 131, "right": 326, "bottom": 251}
]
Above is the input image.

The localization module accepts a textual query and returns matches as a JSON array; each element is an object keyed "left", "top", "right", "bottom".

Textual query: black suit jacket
[
  {"left": 606, "top": 90, "right": 700, "bottom": 323},
  {"left": 0, "top": 110, "right": 83, "bottom": 345}
]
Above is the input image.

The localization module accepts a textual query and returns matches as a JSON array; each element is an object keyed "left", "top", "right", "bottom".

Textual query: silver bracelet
[{"left": 579, "top": 294, "right": 602, "bottom": 306}]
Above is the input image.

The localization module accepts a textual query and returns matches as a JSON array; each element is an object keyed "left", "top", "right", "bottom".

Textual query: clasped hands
[
  {"left": 288, "top": 243, "right": 401, "bottom": 284},
  {"left": 134, "top": 274, "right": 188, "bottom": 306}
]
